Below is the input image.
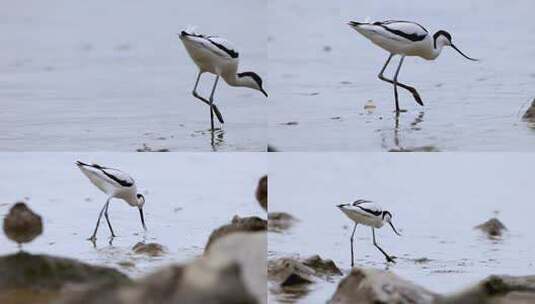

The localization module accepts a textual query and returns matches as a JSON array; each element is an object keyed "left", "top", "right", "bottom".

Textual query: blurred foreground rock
[
  {"left": 268, "top": 212, "right": 297, "bottom": 232},
  {"left": 0, "top": 252, "right": 130, "bottom": 303},
  {"left": 329, "top": 267, "right": 535, "bottom": 304},
  {"left": 59, "top": 233, "right": 265, "bottom": 304},
  {"left": 441, "top": 274, "right": 535, "bottom": 304},
  {"left": 205, "top": 215, "right": 267, "bottom": 251},
  {"left": 328, "top": 267, "right": 437, "bottom": 304},
  {"left": 475, "top": 218, "right": 507, "bottom": 238},
  {"left": 59, "top": 259, "right": 257, "bottom": 304},
  {"left": 205, "top": 232, "right": 267, "bottom": 304}
]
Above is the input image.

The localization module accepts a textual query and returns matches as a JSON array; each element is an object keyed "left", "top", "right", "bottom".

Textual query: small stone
[{"left": 132, "top": 242, "right": 166, "bottom": 257}]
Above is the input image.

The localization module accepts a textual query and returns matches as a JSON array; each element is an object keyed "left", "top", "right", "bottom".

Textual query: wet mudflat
[
  {"left": 0, "top": 0, "right": 267, "bottom": 151},
  {"left": 268, "top": 0, "right": 535, "bottom": 151},
  {"left": 0, "top": 153, "right": 266, "bottom": 276},
  {"left": 268, "top": 153, "right": 535, "bottom": 303}
]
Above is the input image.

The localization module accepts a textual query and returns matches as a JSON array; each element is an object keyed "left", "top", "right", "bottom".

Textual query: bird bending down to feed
[
  {"left": 348, "top": 20, "right": 478, "bottom": 113},
  {"left": 337, "top": 200, "right": 401, "bottom": 266},
  {"left": 3, "top": 202, "right": 43, "bottom": 249},
  {"left": 178, "top": 27, "right": 268, "bottom": 131},
  {"left": 76, "top": 161, "right": 146, "bottom": 242}
]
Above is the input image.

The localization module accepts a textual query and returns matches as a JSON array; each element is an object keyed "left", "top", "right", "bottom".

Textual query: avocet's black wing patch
[{"left": 374, "top": 20, "right": 428, "bottom": 42}]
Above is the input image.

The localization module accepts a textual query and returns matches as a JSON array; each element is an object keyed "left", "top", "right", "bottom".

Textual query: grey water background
[
  {"left": 268, "top": 0, "right": 535, "bottom": 151},
  {"left": 0, "top": 153, "right": 266, "bottom": 276},
  {"left": 269, "top": 153, "right": 535, "bottom": 303},
  {"left": 0, "top": 0, "right": 267, "bottom": 151}
]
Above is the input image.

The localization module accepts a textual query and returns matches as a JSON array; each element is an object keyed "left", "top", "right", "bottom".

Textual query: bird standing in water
[
  {"left": 179, "top": 27, "right": 268, "bottom": 131},
  {"left": 348, "top": 20, "right": 478, "bottom": 113},
  {"left": 76, "top": 161, "right": 146, "bottom": 242},
  {"left": 338, "top": 200, "right": 401, "bottom": 266}
]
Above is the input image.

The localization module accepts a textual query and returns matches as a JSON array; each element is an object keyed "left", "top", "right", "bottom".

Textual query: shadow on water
[{"left": 382, "top": 111, "right": 440, "bottom": 152}]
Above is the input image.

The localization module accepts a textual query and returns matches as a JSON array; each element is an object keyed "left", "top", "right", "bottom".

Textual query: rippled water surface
[
  {"left": 269, "top": 153, "right": 535, "bottom": 303},
  {"left": 0, "top": 0, "right": 267, "bottom": 151},
  {"left": 0, "top": 153, "right": 266, "bottom": 277},
  {"left": 268, "top": 0, "right": 535, "bottom": 151}
]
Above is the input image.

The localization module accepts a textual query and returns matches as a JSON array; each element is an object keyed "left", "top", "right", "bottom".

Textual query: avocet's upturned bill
[
  {"left": 76, "top": 161, "right": 146, "bottom": 242},
  {"left": 337, "top": 200, "right": 401, "bottom": 266},
  {"left": 178, "top": 27, "right": 268, "bottom": 131},
  {"left": 348, "top": 20, "right": 478, "bottom": 113}
]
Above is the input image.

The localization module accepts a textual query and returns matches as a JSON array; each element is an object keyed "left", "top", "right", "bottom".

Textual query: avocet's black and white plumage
[
  {"left": 76, "top": 161, "right": 146, "bottom": 242},
  {"left": 337, "top": 200, "right": 401, "bottom": 265},
  {"left": 348, "top": 20, "right": 478, "bottom": 113},
  {"left": 178, "top": 27, "right": 268, "bottom": 131}
]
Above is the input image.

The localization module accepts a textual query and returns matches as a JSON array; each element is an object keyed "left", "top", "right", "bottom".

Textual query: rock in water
[
  {"left": 132, "top": 242, "right": 166, "bottom": 257},
  {"left": 328, "top": 267, "right": 437, "bottom": 304},
  {"left": 302, "top": 255, "right": 342, "bottom": 276},
  {"left": 3, "top": 202, "right": 43, "bottom": 247},
  {"left": 268, "top": 212, "right": 297, "bottom": 232},
  {"left": 256, "top": 175, "right": 268, "bottom": 211},
  {"left": 205, "top": 215, "right": 267, "bottom": 251},
  {"left": 522, "top": 98, "right": 535, "bottom": 122},
  {"left": 475, "top": 218, "right": 507, "bottom": 238}
]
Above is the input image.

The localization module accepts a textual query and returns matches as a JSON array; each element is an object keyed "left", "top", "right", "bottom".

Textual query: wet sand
[
  {"left": 268, "top": 0, "right": 535, "bottom": 151},
  {"left": 0, "top": 0, "right": 267, "bottom": 151},
  {"left": 268, "top": 153, "right": 535, "bottom": 303},
  {"left": 0, "top": 153, "right": 266, "bottom": 277}
]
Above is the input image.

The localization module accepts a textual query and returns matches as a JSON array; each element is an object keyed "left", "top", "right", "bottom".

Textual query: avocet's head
[
  {"left": 237, "top": 72, "right": 268, "bottom": 97},
  {"left": 382, "top": 211, "right": 401, "bottom": 236},
  {"left": 136, "top": 194, "right": 147, "bottom": 231},
  {"left": 433, "top": 30, "right": 478, "bottom": 61}
]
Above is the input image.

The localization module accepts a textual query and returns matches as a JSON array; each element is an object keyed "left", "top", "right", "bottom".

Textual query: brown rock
[
  {"left": 256, "top": 175, "right": 267, "bottom": 211},
  {"left": 3, "top": 202, "right": 43, "bottom": 246},
  {"left": 58, "top": 258, "right": 257, "bottom": 304},
  {"left": 132, "top": 242, "right": 166, "bottom": 257},
  {"left": 268, "top": 212, "right": 297, "bottom": 232},
  {"left": 442, "top": 274, "right": 535, "bottom": 304},
  {"left": 302, "top": 255, "right": 342, "bottom": 276},
  {"left": 268, "top": 258, "right": 315, "bottom": 287},
  {"left": 328, "top": 267, "right": 438, "bottom": 304},
  {"left": 522, "top": 98, "right": 535, "bottom": 122},
  {"left": 205, "top": 216, "right": 267, "bottom": 251},
  {"left": 475, "top": 218, "right": 507, "bottom": 238}
]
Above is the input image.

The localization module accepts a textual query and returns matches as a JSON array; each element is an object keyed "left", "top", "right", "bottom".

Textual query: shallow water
[
  {"left": 268, "top": 153, "right": 535, "bottom": 303},
  {"left": 0, "top": 0, "right": 267, "bottom": 151},
  {"left": 0, "top": 153, "right": 266, "bottom": 277},
  {"left": 268, "top": 0, "right": 535, "bottom": 151}
]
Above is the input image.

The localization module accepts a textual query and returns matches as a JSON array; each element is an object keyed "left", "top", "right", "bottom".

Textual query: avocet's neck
[
  {"left": 430, "top": 43, "right": 446, "bottom": 60},
  {"left": 223, "top": 73, "right": 254, "bottom": 89}
]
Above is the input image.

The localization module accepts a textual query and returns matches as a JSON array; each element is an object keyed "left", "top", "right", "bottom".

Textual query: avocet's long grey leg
[
  {"left": 191, "top": 72, "right": 224, "bottom": 124},
  {"left": 88, "top": 198, "right": 110, "bottom": 241},
  {"left": 208, "top": 76, "right": 220, "bottom": 131},
  {"left": 350, "top": 223, "right": 357, "bottom": 267},
  {"left": 392, "top": 56, "right": 405, "bottom": 113},
  {"left": 378, "top": 54, "right": 424, "bottom": 108},
  {"left": 103, "top": 198, "right": 116, "bottom": 238},
  {"left": 372, "top": 228, "right": 396, "bottom": 263}
]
